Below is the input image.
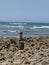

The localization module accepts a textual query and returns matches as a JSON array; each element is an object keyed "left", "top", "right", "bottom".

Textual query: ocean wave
[
  {"left": 10, "top": 22, "right": 27, "bottom": 25},
  {"left": 10, "top": 22, "right": 17, "bottom": 24},
  {"left": 2, "top": 30, "right": 17, "bottom": 33},
  {"left": 31, "top": 26, "right": 49, "bottom": 29},
  {"left": 8, "top": 30, "right": 16, "bottom": 33},
  {"left": 5, "top": 25, "right": 24, "bottom": 29}
]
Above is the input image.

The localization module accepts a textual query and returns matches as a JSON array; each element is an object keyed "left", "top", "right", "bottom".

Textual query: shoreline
[{"left": 0, "top": 34, "right": 49, "bottom": 38}]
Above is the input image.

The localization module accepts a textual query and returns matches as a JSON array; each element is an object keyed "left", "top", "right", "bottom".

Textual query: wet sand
[{"left": 0, "top": 36, "right": 49, "bottom": 65}]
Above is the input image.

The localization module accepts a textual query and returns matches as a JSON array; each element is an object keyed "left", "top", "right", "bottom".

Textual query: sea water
[{"left": 0, "top": 22, "right": 49, "bottom": 38}]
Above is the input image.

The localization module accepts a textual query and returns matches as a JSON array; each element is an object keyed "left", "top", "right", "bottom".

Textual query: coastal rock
[{"left": 0, "top": 37, "right": 49, "bottom": 65}]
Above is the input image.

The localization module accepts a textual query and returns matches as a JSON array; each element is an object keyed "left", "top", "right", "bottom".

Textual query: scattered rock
[{"left": 0, "top": 37, "right": 49, "bottom": 65}]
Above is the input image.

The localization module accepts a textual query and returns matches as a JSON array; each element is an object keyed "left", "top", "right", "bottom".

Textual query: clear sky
[{"left": 0, "top": 0, "right": 49, "bottom": 22}]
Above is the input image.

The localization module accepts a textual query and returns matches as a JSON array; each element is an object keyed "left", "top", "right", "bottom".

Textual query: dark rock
[
  {"left": 36, "top": 47, "right": 40, "bottom": 50},
  {"left": 31, "top": 44, "right": 34, "bottom": 47},
  {"left": 10, "top": 39, "right": 16, "bottom": 44}
]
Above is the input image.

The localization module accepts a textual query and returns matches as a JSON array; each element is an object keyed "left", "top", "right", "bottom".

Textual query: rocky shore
[{"left": 0, "top": 36, "right": 49, "bottom": 65}]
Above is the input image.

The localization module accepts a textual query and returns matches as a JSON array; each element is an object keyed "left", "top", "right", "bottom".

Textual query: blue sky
[{"left": 0, "top": 0, "right": 49, "bottom": 22}]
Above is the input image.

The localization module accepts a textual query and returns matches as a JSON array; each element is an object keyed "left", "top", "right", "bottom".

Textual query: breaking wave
[
  {"left": 31, "top": 26, "right": 49, "bottom": 29},
  {"left": 5, "top": 25, "right": 24, "bottom": 29},
  {"left": 10, "top": 22, "right": 27, "bottom": 25},
  {"left": 8, "top": 30, "right": 16, "bottom": 33}
]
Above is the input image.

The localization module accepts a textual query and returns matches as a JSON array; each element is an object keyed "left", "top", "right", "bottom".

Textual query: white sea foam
[
  {"left": 6, "top": 25, "right": 24, "bottom": 29},
  {"left": 8, "top": 30, "right": 16, "bottom": 33},
  {"left": 31, "top": 26, "right": 49, "bottom": 29},
  {"left": 17, "top": 25, "right": 24, "bottom": 29}
]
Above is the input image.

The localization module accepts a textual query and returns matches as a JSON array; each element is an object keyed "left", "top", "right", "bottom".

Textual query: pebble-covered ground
[{"left": 0, "top": 36, "right": 49, "bottom": 65}]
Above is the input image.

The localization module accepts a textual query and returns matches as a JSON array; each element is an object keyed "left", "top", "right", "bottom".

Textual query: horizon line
[{"left": 0, "top": 21, "right": 49, "bottom": 23}]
